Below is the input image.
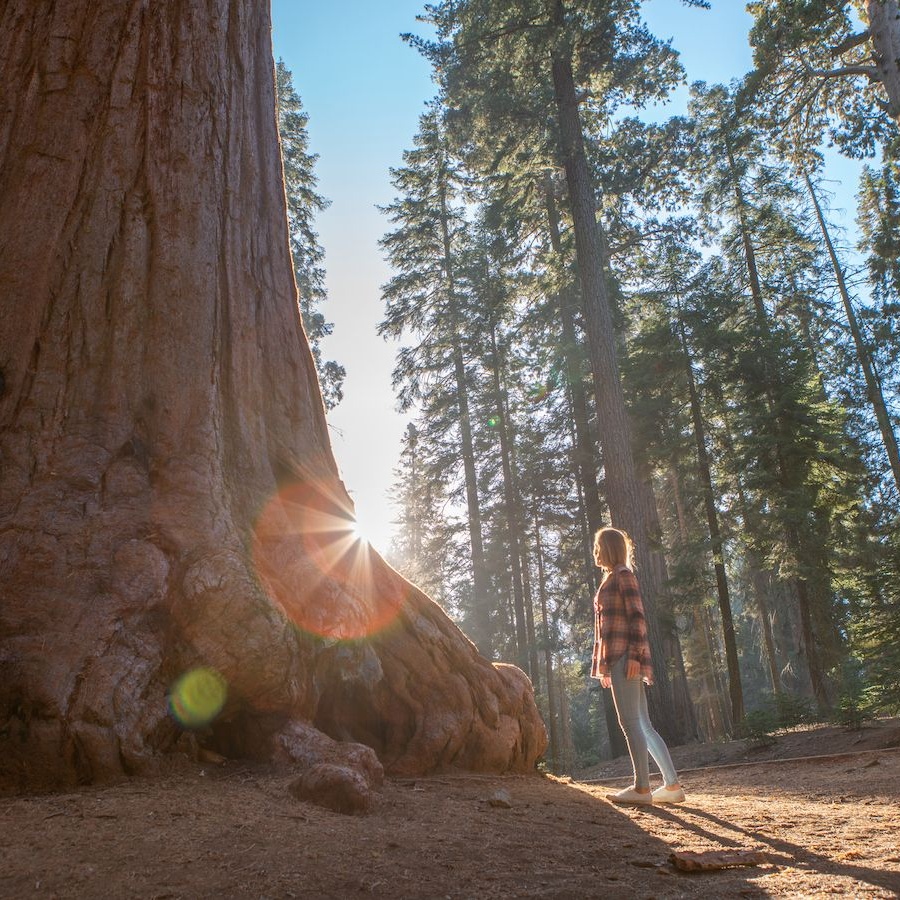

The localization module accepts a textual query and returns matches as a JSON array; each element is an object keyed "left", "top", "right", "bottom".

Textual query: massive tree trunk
[{"left": 0, "top": 1, "right": 545, "bottom": 798}]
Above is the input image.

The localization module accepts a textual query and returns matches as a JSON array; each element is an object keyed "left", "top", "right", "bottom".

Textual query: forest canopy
[{"left": 371, "top": 0, "right": 900, "bottom": 770}]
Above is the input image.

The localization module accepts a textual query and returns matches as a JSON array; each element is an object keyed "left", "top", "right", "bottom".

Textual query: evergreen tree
[
  {"left": 411, "top": 0, "right": 710, "bottom": 744},
  {"left": 275, "top": 60, "right": 345, "bottom": 409},
  {"left": 379, "top": 106, "right": 495, "bottom": 653},
  {"left": 689, "top": 82, "right": 869, "bottom": 708},
  {"left": 746, "top": 0, "right": 900, "bottom": 157}
]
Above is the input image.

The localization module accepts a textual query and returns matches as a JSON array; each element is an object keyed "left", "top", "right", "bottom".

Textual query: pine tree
[
  {"left": 379, "top": 106, "right": 495, "bottom": 654},
  {"left": 275, "top": 60, "right": 345, "bottom": 409},
  {"left": 411, "top": 0, "right": 710, "bottom": 744},
  {"left": 746, "top": 0, "right": 900, "bottom": 156}
]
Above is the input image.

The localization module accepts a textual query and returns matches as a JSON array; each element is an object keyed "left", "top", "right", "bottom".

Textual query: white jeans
[{"left": 609, "top": 655, "right": 678, "bottom": 789}]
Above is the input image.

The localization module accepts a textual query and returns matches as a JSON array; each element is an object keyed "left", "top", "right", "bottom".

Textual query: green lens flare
[{"left": 169, "top": 667, "right": 228, "bottom": 729}]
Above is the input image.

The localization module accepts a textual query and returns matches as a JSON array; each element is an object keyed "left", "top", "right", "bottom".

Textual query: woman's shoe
[
  {"left": 607, "top": 787, "right": 653, "bottom": 805},
  {"left": 651, "top": 784, "right": 685, "bottom": 804}
]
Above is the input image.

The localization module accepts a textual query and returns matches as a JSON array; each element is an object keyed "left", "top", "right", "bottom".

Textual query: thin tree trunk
[
  {"left": 520, "top": 546, "right": 540, "bottom": 694},
  {"left": 804, "top": 169, "right": 900, "bottom": 493},
  {"left": 726, "top": 147, "right": 829, "bottom": 709},
  {"left": 708, "top": 380, "right": 784, "bottom": 697},
  {"left": 558, "top": 668, "right": 574, "bottom": 774},
  {"left": 534, "top": 515, "right": 560, "bottom": 772},
  {"left": 666, "top": 465, "right": 730, "bottom": 739},
  {"left": 438, "top": 186, "right": 493, "bottom": 655},
  {"left": 702, "top": 606, "right": 734, "bottom": 736},
  {"left": 488, "top": 322, "right": 529, "bottom": 670},
  {"left": 543, "top": 170, "right": 605, "bottom": 548},
  {"left": 677, "top": 319, "right": 744, "bottom": 724},
  {"left": 750, "top": 559, "right": 783, "bottom": 695}
]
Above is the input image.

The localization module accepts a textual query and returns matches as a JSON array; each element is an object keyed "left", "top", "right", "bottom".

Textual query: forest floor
[{"left": 2, "top": 718, "right": 900, "bottom": 899}]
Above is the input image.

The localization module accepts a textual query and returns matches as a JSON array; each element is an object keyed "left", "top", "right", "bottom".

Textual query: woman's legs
[
  {"left": 610, "top": 656, "right": 679, "bottom": 789},
  {"left": 610, "top": 657, "right": 650, "bottom": 789},
  {"left": 637, "top": 678, "right": 679, "bottom": 787}
]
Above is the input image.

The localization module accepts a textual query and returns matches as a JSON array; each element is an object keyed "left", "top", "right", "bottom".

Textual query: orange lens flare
[{"left": 251, "top": 479, "right": 407, "bottom": 640}]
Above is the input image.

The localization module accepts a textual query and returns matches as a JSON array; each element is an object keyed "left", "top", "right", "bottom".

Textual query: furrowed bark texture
[
  {"left": 867, "top": 0, "right": 900, "bottom": 123},
  {"left": 0, "top": 1, "right": 545, "bottom": 795}
]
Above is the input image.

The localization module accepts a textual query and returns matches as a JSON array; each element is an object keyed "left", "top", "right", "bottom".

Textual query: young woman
[{"left": 591, "top": 526, "right": 685, "bottom": 805}]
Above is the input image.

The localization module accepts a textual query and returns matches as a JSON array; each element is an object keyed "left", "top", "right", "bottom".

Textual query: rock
[
  {"left": 274, "top": 720, "right": 384, "bottom": 789},
  {"left": 488, "top": 789, "right": 512, "bottom": 809},
  {"left": 669, "top": 849, "right": 765, "bottom": 872},
  {"left": 276, "top": 720, "right": 383, "bottom": 815},
  {"left": 289, "top": 764, "right": 375, "bottom": 815}
]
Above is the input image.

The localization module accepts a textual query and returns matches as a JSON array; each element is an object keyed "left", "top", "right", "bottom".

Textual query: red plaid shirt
[{"left": 590, "top": 564, "right": 654, "bottom": 685}]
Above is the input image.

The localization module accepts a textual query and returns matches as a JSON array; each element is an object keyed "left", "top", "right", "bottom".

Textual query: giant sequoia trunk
[{"left": 0, "top": 1, "right": 545, "bottom": 798}]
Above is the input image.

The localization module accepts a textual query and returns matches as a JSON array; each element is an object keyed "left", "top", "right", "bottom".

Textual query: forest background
[{"left": 271, "top": 0, "right": 900, "bottom": 771}]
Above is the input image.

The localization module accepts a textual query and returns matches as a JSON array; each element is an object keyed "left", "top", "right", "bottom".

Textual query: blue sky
[{"left": 270, "top": 1, "right": 862, "bottom": 552}]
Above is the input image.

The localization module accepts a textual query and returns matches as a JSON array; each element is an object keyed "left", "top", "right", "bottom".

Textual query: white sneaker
[
  {"left": 607, "top": 787, "right": 653, "bottom": 805},
  {"left": 651, "top": 784, "right": 685, "bottom": 804}
]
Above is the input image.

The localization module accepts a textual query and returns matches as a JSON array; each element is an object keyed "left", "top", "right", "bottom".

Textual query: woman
[{"left": 591, "top": 526, "right": 685, "bottom": 805}]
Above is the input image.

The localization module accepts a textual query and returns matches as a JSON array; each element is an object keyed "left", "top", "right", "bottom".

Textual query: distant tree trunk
[
  {"left": 557, "top": 668, "right": 575, "bottom": 774},
  {"left": 437, "top": 187, "right": 493, "bottom": 655},
  {"left": 550, "top": 48, "right": 682, "bottom": 744},
  {"left": 636, "top": 473, "right": 698, "bottom": 741},
  {"left": 726, "top": 146, "right": 829, "bottom": 709},
  {"left": 866, "top": 0, "right": 900, "bottom": 123},
  {"left": 804, "top": 170, "right": 900, "bottom": 494},
  {"left": 562, "top": 394, "right": 627, "bottom": 759},
  {"left": 0, "top": 0, "right": 545, "bottom": 796},
  {"left": 534, "top": 516, "right": 560, "bottom": 771},
  {"left": 543, "top": 171, "right": 605, "bottom": 553},
  {"left": 677, "top": 319, "right": 744, "bottom": 724},
  {"left": 702, "top": 607, "right": 734, "bottom": 735},
  {"left": 520, "top": 547, "right": 541, "bottom": 694},
  {"left": 708, "top": 381, "right": 783, "bottom": 698},
  {"left": 488, "top": 322, "right": 529, "bottom": 671},
  {"left": 749, "top": 553, "right": 783, "bottom": 696}
]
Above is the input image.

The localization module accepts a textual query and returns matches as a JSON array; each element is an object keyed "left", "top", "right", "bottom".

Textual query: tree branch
[
  {"left": 830, "top": 29, "right": 870, "bottom": 57},
  {"left": 808, "top": 63, "right": 879, "bottom": 81}
]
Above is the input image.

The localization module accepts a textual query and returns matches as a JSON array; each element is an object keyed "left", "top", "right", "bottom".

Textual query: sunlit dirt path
[{"left": 2, "top": 747, "right": 899, "bottom": 898}]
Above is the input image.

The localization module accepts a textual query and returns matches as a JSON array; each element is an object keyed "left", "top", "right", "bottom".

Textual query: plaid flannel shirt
[{"left": 590, "top": 564, "right": 654, "bottom": 685}]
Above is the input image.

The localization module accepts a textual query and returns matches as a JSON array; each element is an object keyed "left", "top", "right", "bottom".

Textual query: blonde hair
[{"left": 593, "top": 526, "right": 635, "bottom": 572}]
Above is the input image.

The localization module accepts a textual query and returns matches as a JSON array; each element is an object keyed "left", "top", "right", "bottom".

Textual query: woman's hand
[
  {"left": 599, "top": 674, "right": 611, "bottom": 689},
  {"left": 625, "top": 659, "right": 641, "bottom": 680}
]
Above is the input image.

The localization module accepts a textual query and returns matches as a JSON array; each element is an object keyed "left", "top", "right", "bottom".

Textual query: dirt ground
[{"left": 3, "top": 719, "right": 900, "bottom": 899}]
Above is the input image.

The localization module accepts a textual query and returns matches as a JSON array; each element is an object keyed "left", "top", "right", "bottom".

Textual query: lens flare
[
  {"left": 251, "top": 477, "right": 408, "bottom": 641},
  {"left": 169, "top": 667, "right": 228, "bottom": 729}
]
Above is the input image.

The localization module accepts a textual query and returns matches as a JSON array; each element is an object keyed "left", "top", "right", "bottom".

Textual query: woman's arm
[{"left": 618, "top": 569, "right": 650, "bottom": 673}]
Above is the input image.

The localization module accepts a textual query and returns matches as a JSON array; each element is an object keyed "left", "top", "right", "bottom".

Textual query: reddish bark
[{"left": 0, "top": 0, "right": 545, "bottom": 798}]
